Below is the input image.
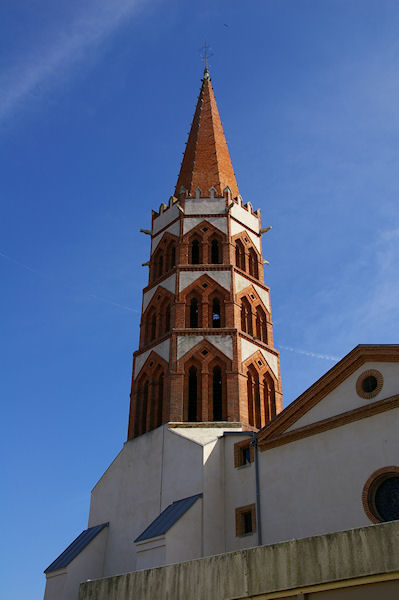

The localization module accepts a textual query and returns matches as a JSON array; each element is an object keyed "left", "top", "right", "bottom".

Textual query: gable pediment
[{"left": 257, "top": 345, "right": 399, "bottom": 449}]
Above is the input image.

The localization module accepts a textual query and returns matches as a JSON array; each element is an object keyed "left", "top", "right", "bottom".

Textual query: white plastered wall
[
  {"left": 179, "top": 270, "right": 230, "bottom": 292},
  {"left": 152, "top": 205, "right": 180, "bottom": 235},
  {"left": 184, "top": 197, "right": 226, "bottom": 215},
  {"left": 230, "top": 220, "right": 261, "bottom": 252},
  {"left": 87, "top": 425, "right": 241, "bottom": 579},
  {"left": 241, "top": 338, "right": 279, "bottom": 378},
  {"left": 257, "top": 405, "right": 399, "bottom": 546},
  {"left": 223, "top": 434, "right": 257, "bottom": 553},
  {"left": 234, "top": 273, "right": 270, "bottom": 312},
  {"left": 134, "top": 339, "right": 170, "bottom": 379},
  {"left": 44, "top": 527, "right": 108, "bottom": 600},
  {"left": 176, "top": 335, "right": 233, "bottom": 361},
  {"left": 183, "top": 216, "right": 227, "bottom": 235},
  {"left": 230, "top": 204, "right": 259, "bottom": 233},
  {"left": 151, "top": 221, "right": 180, "bottom": 254},
  {"left": 142, "top": 275, "right": 176, "bottom": 311}
]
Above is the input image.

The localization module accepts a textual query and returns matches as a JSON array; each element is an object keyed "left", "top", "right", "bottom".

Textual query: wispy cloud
[
  {"left": 278, "top": 344, "right": 339, "bottom": 362},
  {"left": 0, "top": 0, "right": 143, "bottom": 122},
  {"left": 0, "top": 249, "right": 139, "bottom": 313}
]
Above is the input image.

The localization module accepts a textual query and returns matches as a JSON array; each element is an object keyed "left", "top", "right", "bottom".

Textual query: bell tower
[{"left": 127, "top": 68, "right": 282, "bottom": 439}]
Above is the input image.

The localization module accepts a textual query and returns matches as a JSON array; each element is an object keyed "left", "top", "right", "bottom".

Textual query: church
[{"left": 43, "top": 68, "right": 399, "bottom": 600}]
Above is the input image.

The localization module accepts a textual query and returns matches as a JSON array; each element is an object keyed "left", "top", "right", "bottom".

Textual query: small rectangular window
[
  {"left": 235, "top": 504, "right": 256, "bottom": 536},
  {"left": 234, "top": 439, "right": 254, "bottom": 468}
]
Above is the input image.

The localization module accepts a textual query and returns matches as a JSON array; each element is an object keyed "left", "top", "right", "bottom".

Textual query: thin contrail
[
  {"left": 278, "top": 344, "right": 339, "bottom": 362},
  {"left": 0, "top": 249, "right": 139, "bottom": 314}
]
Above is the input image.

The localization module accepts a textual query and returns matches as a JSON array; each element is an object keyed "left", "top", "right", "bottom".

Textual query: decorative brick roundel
[
  {"left": 356, "top": 369, "right": 383, "bottom": 399},
  {"left": 362, "top": 466, "right": 399, "bottom": 523}
]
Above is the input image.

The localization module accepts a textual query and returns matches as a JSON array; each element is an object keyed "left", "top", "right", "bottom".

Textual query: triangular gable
[{"left": 257, "top": 345, "right": 399, "bottom": 449}]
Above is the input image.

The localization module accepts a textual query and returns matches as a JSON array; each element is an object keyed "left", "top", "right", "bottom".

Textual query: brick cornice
[
  {"left": 257, "top": 345, "right": 399, "bottom": 444},
  {"left": 259, "top": 392, "right": 399, "bottom": 451}
]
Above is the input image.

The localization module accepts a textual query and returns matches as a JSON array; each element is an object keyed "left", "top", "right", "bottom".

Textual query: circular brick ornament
[
  {"left": 356, "top": 369, "right": 383, "bottom": 399},
  {"left": 362, "top": 466, "right": 399, "bottom": 523}
]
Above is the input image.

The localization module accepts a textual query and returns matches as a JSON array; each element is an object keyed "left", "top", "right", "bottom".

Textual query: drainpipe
[{"left": 251, "top": 432, "right": 263, "bottom": 546}]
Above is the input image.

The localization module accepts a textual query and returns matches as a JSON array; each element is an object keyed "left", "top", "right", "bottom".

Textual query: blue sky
[{"left": 1, "top": 1, "right": 399, "bottom": 597}]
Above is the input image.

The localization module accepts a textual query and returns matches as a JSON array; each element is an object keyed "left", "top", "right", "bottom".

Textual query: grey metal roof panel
[
  {"left": 44, "top": 522, "right": 109, "bottom": 573},
  {"left": 134, "top": 494, "right": 202, "bottom": 543}
]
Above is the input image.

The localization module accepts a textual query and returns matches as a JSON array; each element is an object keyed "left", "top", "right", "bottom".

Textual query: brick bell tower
[{"left": 128, "top": 68, "right": 282, "bottom": 439}]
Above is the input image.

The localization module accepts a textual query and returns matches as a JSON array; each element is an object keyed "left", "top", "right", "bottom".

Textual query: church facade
[{"left": 43, "top": 70, "right": 399, "bottom": 600}]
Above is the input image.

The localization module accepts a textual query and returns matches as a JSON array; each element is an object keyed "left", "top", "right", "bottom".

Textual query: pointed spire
[{"left": 175, "top": 69, "right": 239, "bottom": 199}]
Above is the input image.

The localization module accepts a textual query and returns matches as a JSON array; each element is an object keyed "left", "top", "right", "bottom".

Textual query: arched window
[
  {"left": 211, "top": 239, "right": 220, "bottom": 264},
  {"left": 165, "top": 304, "right": 171, "bottom": 332},
  {"left": 169, "top": 244, "right": 176, "bottom": 269},
  {"left": 248, "top": 248, "right": 259, "bottom": 279},
  {"left": 255, "top": 306, "right": 267, "bottom": 343},
  {"left": 150, "top": 311, "right": 157, "bottom": 341},
  {"left": 134, "top": 383, "right": 142, "bottom": 437},
  {"left": 158, "top": 254, "right": 164, "bottom": 279},
  {"left": 157, "top": 373, "right": 164, "bottom": 427},
  {"left": 235, "top": 239, "right": 246, "bottom": 271},
  {"left": 191, "top": 239, "right": 200, "bottom": 264},
  {"left": 190, "top": 297, "right": 199, "bottom": 328},
  {"left": 188, "top": 366, "right": 198, "bottom": 421},
  {"left": 247, "top": 367, "right": 260, "bottom": 428},
  {"left": 212, "top": 298, "right": 221, "bottom": 328},
  {"left": 264, "top": 373, "right": 276, "bottom": 422},
  {"left": 212, "top": 366, "right": 223, "bottom": 420},
  {"left": 141, "top": 380, "right": 149, "bottom": 434},
  {"left": 241, "top": 298, "right": 253, "bottom": 335}
]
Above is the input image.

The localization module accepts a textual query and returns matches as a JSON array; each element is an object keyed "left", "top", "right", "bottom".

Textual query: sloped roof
[
  {"left": 44, "top": 522, "right": 109, "bottom": 573},
  {"left": 257, "top": 345, "right": 399, "bottom": 449},
  {"left": 134, "top": 494, "right": 202, "bottom": 543},
  {"left": 175, "top": 69, "right": 239, "bottom": 199}
]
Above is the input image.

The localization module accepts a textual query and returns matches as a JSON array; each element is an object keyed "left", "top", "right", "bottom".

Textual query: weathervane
[{"left": 200, "top": 41, "right": 213, "bottom": 75}]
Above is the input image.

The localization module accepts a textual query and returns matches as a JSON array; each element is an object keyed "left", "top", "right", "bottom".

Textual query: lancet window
[
  {"left": 241, "top": 297, "right": 253, "bottom": 335},
  {"left": 210, "top": 237, "right": 221, "bottom": 264},
  {"left": 188, "top": 365, "right": 198, "bottom": 421},
  {"left": 212, "top": 366, "right": 223, "bottom": 420},
  {"left": 212, "top": 297, "right": 221, "bottom": 328},
  {"left": 235, "top": 239, "right": 246, "bottom": 271},
  {"left": 247, "top": 366, "right": 261, "bottom": 429},
  {"left": 255, "top": 306, "right": 267, "bottom": 344},
  {"left": 191, "top": 238, "right": 201, "bottom": 264},
  {"left": 248, "top": 248, "right": 259, "bottom": 279}
]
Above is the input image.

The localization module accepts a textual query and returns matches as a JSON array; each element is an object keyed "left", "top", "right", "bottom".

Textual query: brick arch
[
  {"left": 242, "top": 350, "right": 280, "bottom": 429},
  {"left": 179, "top": 338, "right": 232, "bottom": 422},
  {"left": 150, "top": 231, "right": 179, "bottom": 282},
  {"left": 236, "top": 286, "right": 271, "bottom": 343},
  {"left": 232, "top": 232, "right": 262, "bottom": 281},
  {"left": 182, "top": 220, "right": 228, "bottom": 265},
  {"left": 141, "top": 287, "right": 175, "bottom": 346},
  {"left": 128, "top": 351, "right": 169, "bottom": 438},
  {"left": 179, "top": 274, "right": 230, "bottom": 329}
]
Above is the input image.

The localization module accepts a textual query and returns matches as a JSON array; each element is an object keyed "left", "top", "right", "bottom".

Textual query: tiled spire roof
[{"left": 175, "top": 69, "right": 239, "bottom": 199}]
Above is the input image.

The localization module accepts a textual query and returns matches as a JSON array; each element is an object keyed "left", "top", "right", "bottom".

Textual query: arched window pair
[
  {"left": 247, "top": 367, "right": 276, "bottom": 429},
  {"left": 134, "top": 371, "right": 165, "bottom": 436},
  {"left": 152, "top": 241, "right": 177, "bottom": 283},
  {"left": 235, "top": 240, "right": 259, "bottom": 280},
  {"left": 145, "top": 300, "right": 171, "bottom": 344},
  {"left": 240, "top": 298, "right": 268, "bottom": 344},
  {"left": 190, "top": 236, "right": 222, "bottom": 265},
  {"left": 187, "top": 295, "right": 223, "bottom": 328},
  {"left": 187, "top": 365, "right": 224, "bottom": 422}
]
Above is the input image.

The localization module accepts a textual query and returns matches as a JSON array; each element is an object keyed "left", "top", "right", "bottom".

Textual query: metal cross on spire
[{"left": 200, "top": 41, "right": 213, "bottom": 76}]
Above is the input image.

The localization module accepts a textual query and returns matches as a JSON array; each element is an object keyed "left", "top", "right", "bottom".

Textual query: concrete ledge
[{"left": 79, "top": 521, "right": 399, "bottom": 600}]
